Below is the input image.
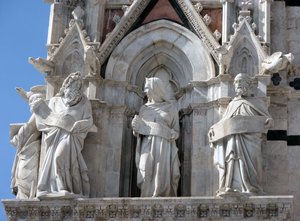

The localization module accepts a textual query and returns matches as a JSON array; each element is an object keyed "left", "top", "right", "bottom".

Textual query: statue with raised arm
[
  {"left": 30, "top": 72, "right": 93, "bottom": 199},
  {"left": 131, "top": 77, "right": 180, "bottom": 197},
  {"left": 10, "top": 86, "right": 45, "bottom": 199},
  {"left": 208, "top": 73, "right": 273, "bottom": 196}
]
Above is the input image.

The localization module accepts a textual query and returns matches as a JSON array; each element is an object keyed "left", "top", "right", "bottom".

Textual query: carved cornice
[
  {"left": 3, "top": 196, "right": 293, "bottom": 220},
  {"left": 104, "top": 79, "right": 145, "bottom": 99},
  {"left": 190, "top": 97, "right": 232, "bottom": 109}
]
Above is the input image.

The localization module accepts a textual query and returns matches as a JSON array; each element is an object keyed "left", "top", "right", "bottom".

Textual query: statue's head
[
  {"left": 144, "top": 77, "right": 167, "bottom": 103},
  {"left": 57, "top": 72, "right": 83, "bottom": 106},
  {"left": 234, "top": 73, "right": 251, "bottom": 97}
]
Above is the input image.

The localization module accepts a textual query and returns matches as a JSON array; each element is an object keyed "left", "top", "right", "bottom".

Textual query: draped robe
[
  {"left": 135, "top": 102, "right": 180, "bottom": 197},
  {"left": 35, "top": 95, "right": 93, "bottom": 197},
  {"left": 211, "top": 97, "right": 271, "bottom": 195}
]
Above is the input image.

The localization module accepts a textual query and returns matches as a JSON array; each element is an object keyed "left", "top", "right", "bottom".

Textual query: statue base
[{"left": 2, "top": 195, "right": 293, "bottom": 220}]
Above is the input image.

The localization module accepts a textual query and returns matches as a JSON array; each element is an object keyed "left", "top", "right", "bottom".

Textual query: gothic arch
[{"left": 105, "top": 19, "right": 215, "bottom": 86}]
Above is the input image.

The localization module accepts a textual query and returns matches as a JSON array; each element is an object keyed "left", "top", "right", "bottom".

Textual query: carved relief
[{"left": 3, "top": 197, "right": 293, "bottom": 220}]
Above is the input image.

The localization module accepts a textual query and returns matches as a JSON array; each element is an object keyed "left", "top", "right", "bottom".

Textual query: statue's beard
[
  {"left": 64, "top": 90, "right": 82, "bottom": 106},
  {"left": 236, "top": 87, "right": 247, "bottom": 96}
]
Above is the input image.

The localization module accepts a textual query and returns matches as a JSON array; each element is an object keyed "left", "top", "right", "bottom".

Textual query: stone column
[
  {"left": 190, "top": 107, "right": 214, "bottom": 196},
  {"left": 47, "top": 2, "right": 71, "bottom": 45},
  {"left": 221, "top": 0, "right": 234, "bottom": 44},
  {"left": 85, "top": 0, "right": 106, "bottom": 42},
  {"left": 257, "top": 75, "right": 271, "bottom": 97},
  {"left": 259, "top": 0, "right": 272, "bottom": 45}
]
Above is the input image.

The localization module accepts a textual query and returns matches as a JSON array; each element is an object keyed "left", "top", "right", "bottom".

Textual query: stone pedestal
[{"left": 2, "top": 196, "right": 293, "bottom": 220}]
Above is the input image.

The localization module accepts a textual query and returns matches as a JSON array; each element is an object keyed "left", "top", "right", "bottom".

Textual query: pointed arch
[{"left": 105, "top": 20, "right": 215, "bottom": 86}]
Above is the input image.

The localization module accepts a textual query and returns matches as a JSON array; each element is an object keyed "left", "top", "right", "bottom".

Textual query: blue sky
[{"left": 0, "top": 1, "right": 50, "bottom": 219}]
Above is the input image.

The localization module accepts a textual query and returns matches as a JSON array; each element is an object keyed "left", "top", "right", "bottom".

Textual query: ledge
[{"left": 2, "top": 195, "right": 293, "bottom": 220}]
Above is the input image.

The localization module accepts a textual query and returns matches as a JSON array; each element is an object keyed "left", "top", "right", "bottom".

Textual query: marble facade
[{"left": 3, "top": 0, "right": 300, "bottom": 220}]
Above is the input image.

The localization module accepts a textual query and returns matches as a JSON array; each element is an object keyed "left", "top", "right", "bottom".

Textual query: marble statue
[
  {"left": 131, "top": 77, "right": 180, "bottom": 197},
  {"left": 260, "top": 52, "right": 294, "bottom": 75},
  {"left": 208, "top": 73, "right": 273, "bottom": 196},
  {"left": 84, "top": 45, "right": 99, "bottom": 76},
  {"left": 29, "top": 72, "right": 93, "bottom": 199},
  {"left": 10, "top": 86, "right": 45, "bottom": 199}
]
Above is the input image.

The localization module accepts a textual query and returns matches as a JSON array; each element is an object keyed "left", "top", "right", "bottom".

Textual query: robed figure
[
  {"left": 132, "top": 77, "right": 180, "bottom": 197},
  {"left": 30, "top": 72, "right": 93, "bottom": 198},
  {"left": 209, "top": 73, "right": 273, "bottom": 196}
]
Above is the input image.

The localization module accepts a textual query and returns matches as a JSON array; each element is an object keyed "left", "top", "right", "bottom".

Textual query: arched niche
[
  {"left": 105, "top": 19, "right": 216, "bottom": 197},
  {"left": 105, "top": 19, "right": 215, "bottom": 86},
  {"left": 228, "top": 37, "right": 259, "bottom": 77},
  {"left": 55, "top": 38, "right": 85, "bottom": 78}
]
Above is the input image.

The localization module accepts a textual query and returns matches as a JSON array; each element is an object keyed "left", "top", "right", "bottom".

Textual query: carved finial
[
  {"left": 239, "top": 0, "right": 252, "bottom": 11},
  {"left": 238, "top": 0, "right": 252, "bottom": 21},
  {"left": 213, "top": 30, "right": 222, "bottom": 41},
  {"left": 232, "top": 22, "right": 239, "bottom": 33},
  {"left": 122, "top": 5, "right": 130, "bottom": 14},
  {"left": 203, "top": 14, "right": 212, "bottom": 26},
  {"left": 193, "top": 3, "right": 203, "bottom": 14},
  {"left": 112, "top": 14, "right": 121, "bottom": 25}
]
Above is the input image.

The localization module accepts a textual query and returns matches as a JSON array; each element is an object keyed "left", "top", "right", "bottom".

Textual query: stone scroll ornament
[
  {"left": 29, "top": 72, "right": 94, "bottom": 199},
  {"left": 131, "top": 77, "right": 180, "bottom": 197},
  {"left": 10, "top": 86, "right": 45, "bottom": 199},
  {"left": 208, "top": 73, "right": 273, "bottom": 196}
]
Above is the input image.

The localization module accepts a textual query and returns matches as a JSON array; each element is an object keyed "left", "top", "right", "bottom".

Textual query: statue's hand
[
  {"left": 265, "top": 118, "right": 274, "bottom": 129},
  {"left": 29, "top": 94, "right": 43, "bottom": 112},
  {"left": 131, "top": 115, "right": 141, "bottom": 132},
  {"left": 170, "top": 129, "right": 179, "bottom": 140}
]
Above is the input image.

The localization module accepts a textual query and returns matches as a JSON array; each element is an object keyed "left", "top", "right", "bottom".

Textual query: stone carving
[
  {"left": 193, "top": 2, "right": 203, "bottom": 14},
  {"left": 10, "top": 86, "right": 46, "bottom": 199},
  {"left": 203, "top": 14, "right": 212, "bottom": 26},
  {"left": 112, "top": 14, "right": 121, "bottom": 25},
  {"left": 260, "top": 52, "right": 294, "bottom": 75},
  {"left": 28, "top": 57, "right": 54, "bottom": 74},
  {"left": 29, "top": 72, "right": 93, "bottom": 199},
  {"left": 3, "top": 197, "right": 293, "bottom": 220},
  {"left": 84, "top": 45, "right": 99, "bottom": 76},
  {"left": 213, "top": 30, "right": 222, "bottom": 41},
  {"left": 208, "top": 73, "right": 273, "bottom": 196},
  {"left": 131, "top": 77, "right": 180, "bottom": 197}
]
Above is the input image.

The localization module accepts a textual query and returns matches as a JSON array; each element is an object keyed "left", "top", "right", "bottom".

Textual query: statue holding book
[{"left": 30, "top": 72, "right": 93, "bottom": 198}]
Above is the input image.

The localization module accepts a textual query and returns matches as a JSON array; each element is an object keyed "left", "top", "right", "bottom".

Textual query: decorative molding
[
  {"left": 98, "top": 0, "right": 151, "bottom": 65},
  {"left": 176, "top": 0, "right": 221, "bottom": 64},
  {"left": 3, "top": 196, "right": 293, "bottom": 220}
]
